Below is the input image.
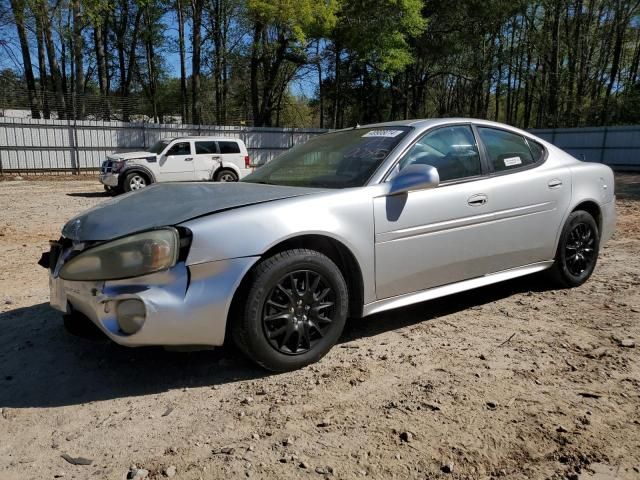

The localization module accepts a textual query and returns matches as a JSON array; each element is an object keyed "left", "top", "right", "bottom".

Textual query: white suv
[{"left": 99, "top": 137, "right": 252, "bottom": 193}]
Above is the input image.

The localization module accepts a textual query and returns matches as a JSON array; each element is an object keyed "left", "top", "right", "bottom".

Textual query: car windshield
[
  {"left": 242, "top": 127, "right": 411, "bottom": 188},
  {"left": 148, "top": 140, "right": 169, "bottom": 154}
]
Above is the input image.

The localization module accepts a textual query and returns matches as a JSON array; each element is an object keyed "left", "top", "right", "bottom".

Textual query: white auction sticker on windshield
[
  {"left": 503, "top": 156, "right": 522, "bottom": 166},
  {"left": 362, "top": 129, "right": 404, "bottom": 138}
]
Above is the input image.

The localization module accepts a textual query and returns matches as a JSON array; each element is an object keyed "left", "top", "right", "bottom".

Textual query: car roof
[
  {"left": 357, "top": 117, "right": 537, "bottom": 138},
  {"left": 163, "top": 136, "right": 244, "bottom": 142}
]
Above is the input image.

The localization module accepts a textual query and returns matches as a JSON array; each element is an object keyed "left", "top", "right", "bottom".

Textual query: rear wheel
[
  {"left": 231, "top": 249, "right": 348, "bottom": 372},
  {"left": 123, "top": 172, "right": 149, "bottom": 192},
  {"left": 215, "top": 169, "right": 238, "bottom": 182},
  {"left": 549, "top": 210, "right": 600, "bottom": 288}
]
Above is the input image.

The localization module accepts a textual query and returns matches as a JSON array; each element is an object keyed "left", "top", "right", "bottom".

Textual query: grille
[{"left": 101, "top": 160, "right": 113, "bottom": 173}]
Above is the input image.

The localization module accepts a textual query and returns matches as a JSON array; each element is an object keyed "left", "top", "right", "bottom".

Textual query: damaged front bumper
[
  {"left": 47, "top": 245, "right": 258, "bottom": 347},
  {"left": 99, "top": 172, "right": 119, "bottom": 187}
]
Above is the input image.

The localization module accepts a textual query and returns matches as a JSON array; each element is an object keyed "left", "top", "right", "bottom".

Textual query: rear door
[
  {"left": 217, "top": 140, "right": 248, "bottom": 177},
  {"left": 158, "top": 141, "right": 195, "bottom": 181},
  {"left": 193, "top": 140, "right": 221, "bottom": 180},
  {"left": 474, "top": 126, "right": 571, "bottom": 272}
]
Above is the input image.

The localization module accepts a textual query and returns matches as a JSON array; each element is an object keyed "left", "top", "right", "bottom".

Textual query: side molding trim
[{"left": 362, "top": 261, "right": 554, "bottom": 317}]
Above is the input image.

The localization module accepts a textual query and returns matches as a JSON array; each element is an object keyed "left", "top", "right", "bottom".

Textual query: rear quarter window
[
  {"left": 477, "top": 127, "right": 535, "bottom": 173},
  {"left": 526, "top": 138, "right": 546, "bottom": 162},
  {"left": 218, "top": 141, "right": 241, "bottom": 154}
]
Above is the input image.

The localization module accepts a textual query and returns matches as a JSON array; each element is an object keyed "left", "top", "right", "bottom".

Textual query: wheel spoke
[
  {"left": 316, "top": 287, "right": 331, "bottom": 302},
  {"left": 279, "top": 325, "right": 295, "bottom": 350},
  {"left": 267, "top": 325, "right": 287, "bottom": 339},
  {"left": 264, "top": 311, "right": 291, "bottom": 323},
  {"left": 267, "top": 299, "right": 288, "bottom": 310},
  {"left": 300, "top": 322, "right": 311, "bottom": 349},
  {"left": 308, "top": 319, "right": 324, "bottom": 336},
  {"left": 276, "top": 283, "right": 294, "bottom": 302}
]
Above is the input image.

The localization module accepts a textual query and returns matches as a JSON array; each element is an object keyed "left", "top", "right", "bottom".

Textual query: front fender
[
  {"left": 119, "top": 164, "right": 157, "bottom": 186},
  {"left": 180, "top": 186, "right": 381, "bottom": 304}
]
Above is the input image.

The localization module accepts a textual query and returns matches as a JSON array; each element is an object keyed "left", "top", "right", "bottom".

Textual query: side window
[
  {"left": 195, "top": 141, "right": 218, "bottom": 154},
  {"left": 218, "top": 141, "right": 241, "bottom": 154},
  {"left": 398, "top": 125, "right": 482, "bottom": 182},
  {"left": 166, "top": 142, "right": 191, "bottom": 156},
  {"left": 527, "top": 138, "right": 545, "bottom": 162},
  {"left": 477, "top": 127, "right": 535, "bottom": 172}
]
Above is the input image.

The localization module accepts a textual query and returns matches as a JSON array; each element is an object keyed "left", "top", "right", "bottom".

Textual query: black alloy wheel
[
  {"left": 550, "top": 210, "right": 600, "bottom": 288},
  {"left": 262, "top": 270, "right": 336, "bottom": 355},
  {"left": 231, "top": 249, "right": 348, "bottom": 372},
  {"left": 564, "top": 222, "right": 597, "bottom": 277}
]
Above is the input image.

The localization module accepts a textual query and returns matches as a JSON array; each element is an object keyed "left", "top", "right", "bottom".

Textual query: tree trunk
[
  {"left": 546, "top": 1, "right": 561, "bottom": 128},
  {"left": 93, "top": 21, "right": 110, "bottom": 120},
  {"left": 176, "top": 0, "right": 188, "bottom": 123},
  {"left": 10, "top": 0, "right": 40, "bottom": 118},
  {"left": 72, "top": 0, "right": 84, "bottom": 119},
  {"left": 35, "top": 17, "right": 50, "bottom": 119},
  {"left": 332, "top": 42, "right": 341, "bottom": 129},
  {"left": 191, "top": 0, "right": 203, "bottom": 124},
  {"left": 250, "top": 22, "right": 263, "bottom": 126},
  {"left": 37, "top": 0, "right": 66, "bottom": 118}
]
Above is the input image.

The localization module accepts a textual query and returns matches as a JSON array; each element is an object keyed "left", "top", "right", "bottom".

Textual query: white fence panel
[
  {"left": 0, "top": 118, "right": 329, "bottom": 173},
  {"left": 1, "top": 119, "right": 638, "bottom": 173}
]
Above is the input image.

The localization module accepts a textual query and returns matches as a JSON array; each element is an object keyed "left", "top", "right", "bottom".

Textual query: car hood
[
  {"left": 62, "top": 182, "right": 321, "bottom": 241},
  {"left": 107, "top": 151, "right": 156, "bottom": 160}
]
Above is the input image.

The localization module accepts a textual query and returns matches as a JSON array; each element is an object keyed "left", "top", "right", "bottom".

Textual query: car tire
[
  {"left": 215, "top": 169, "right": 239, "bottom": 182},
  {"left": 549, "top": 210, "right": 600, "bottom": 288},
  {"left": 123, "top": 171, "right": 150, "bottom": 192},
  {"left": 231, "top": 249, "right": 349, "bottom": 372}
]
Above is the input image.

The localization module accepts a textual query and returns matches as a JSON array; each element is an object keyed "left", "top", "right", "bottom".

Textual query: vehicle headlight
[
  {"left": 60, "top": 228, "right": 179, "bottom": 281},
  {"left": 112, "top": 159, "right": 126, "bottom": 173}
]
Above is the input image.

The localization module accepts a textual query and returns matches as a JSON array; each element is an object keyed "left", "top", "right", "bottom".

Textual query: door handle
[
  {"left": 467, "top": 194, "right": 488, "bottom": 206},
  {"left": 212, "top": 156, "right": 221, "bottom": 160},
  {"left": 185, "top": 157, "right": 193, "bottom": 161},
  {"left": 548, "top": 178, "right": 563, "bottom": 189}
]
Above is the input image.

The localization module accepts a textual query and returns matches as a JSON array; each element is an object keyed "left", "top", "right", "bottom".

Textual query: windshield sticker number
[
  {"left": 362, "top": 130, "right": 404, "bottom": 138},
  {"left": 504, "top": 156, "right": 522, "bottom": 167}
]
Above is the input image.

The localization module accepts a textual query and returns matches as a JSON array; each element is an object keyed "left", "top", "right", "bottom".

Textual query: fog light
[{"left": 116, "top": 299, "right": 146, "bottom": 334}]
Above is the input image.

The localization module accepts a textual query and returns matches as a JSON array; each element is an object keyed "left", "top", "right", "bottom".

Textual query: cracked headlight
[{"left": 60, "top": 228, "right": 179, "bottom": 281}]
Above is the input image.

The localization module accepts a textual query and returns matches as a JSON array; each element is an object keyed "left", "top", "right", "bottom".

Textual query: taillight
[{"left": 244, "top": 155, "right": 251, "bottom": 168}]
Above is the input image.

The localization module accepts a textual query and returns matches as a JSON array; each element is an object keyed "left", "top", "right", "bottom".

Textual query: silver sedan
[{"left": 42, "top": 119, "right": 616, "bottom": 371}]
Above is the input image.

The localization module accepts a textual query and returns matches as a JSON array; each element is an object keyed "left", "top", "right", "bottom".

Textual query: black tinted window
[
  {"left": 218, "top": 141, "right": 241, "bottom": 154},
  {"left": 166, "top": 142, "right": 191, "bottom": 156},
  {"left": 399, "top": 125, "right": 481, "bottom": 182},
  {"left": 195, "top": 141, "right": 218, "bottom": 154},
  {"left": 477, "top": 127, "right": 534, "bottom": 172}
]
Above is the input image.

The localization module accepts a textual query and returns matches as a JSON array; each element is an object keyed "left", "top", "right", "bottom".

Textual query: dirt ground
[{"left": 0, "top": 174, "right": 638, "bottom": 480}]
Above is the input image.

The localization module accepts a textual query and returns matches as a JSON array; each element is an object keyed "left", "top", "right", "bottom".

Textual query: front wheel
[
  {"left": 549, "top": 210, "right": 600, "bottom": 288},
  {"left": 123, "top": 172, "right": 149, "bottom": 192},
  {"left": 231, "top": 249, "right": 349, "bottom": 372}
]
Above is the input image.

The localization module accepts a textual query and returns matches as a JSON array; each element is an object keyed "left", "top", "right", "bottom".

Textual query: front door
[
  {"left": 374, "top": 124, "right": 495, "bottom": 299},
  {"left": 158, "top": 141, "right": 195, "bottom": 181}
]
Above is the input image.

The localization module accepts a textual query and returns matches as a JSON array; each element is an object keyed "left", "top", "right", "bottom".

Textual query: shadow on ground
[
  {"left": 66, "top": 191, "right": 112, "bottom": 198},
  {"left": 0, "top": 274, "right": 551, "bottom": 409}
]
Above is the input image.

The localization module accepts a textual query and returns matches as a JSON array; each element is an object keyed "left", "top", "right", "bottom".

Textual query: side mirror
[{"left": 388, "top": 164, "right": 440, "bottom": 196}]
